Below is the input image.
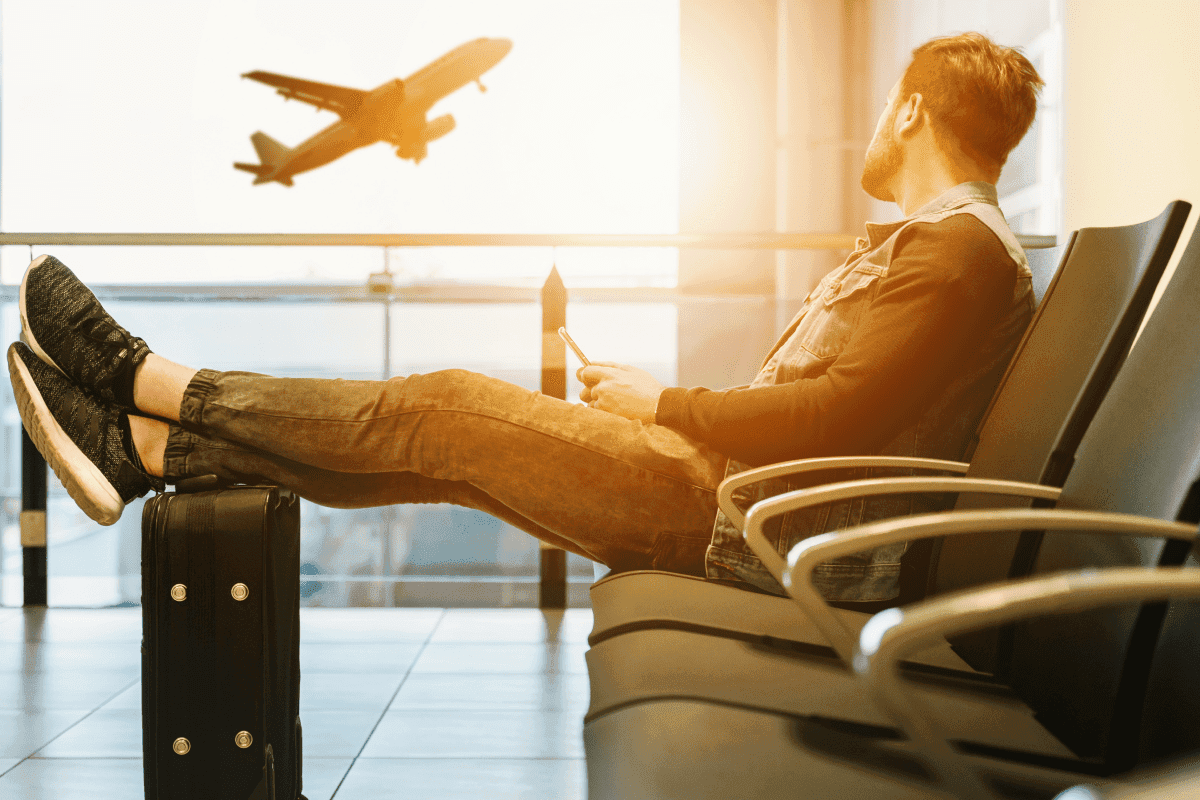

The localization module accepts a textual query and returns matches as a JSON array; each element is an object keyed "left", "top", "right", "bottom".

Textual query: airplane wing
[{"left": 242, "top": 71, "right": 368, "bottom": 118}]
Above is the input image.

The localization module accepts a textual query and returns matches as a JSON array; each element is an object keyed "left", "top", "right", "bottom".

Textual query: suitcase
[{"left": 141, "top": 479, "right": 305, "bottom": 800}]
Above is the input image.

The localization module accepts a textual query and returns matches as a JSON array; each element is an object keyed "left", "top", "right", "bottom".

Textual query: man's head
[{"left": 862, "top": 32, "right": 1044, "bottom": 203}]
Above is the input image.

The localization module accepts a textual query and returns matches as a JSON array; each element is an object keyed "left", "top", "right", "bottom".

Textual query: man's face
[{"left": 861, "top": 80, "right": 904, "bottom": 202}]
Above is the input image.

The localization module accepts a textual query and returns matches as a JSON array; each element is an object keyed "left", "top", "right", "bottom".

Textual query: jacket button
[
  {"left": 170, "top": 584, "right": 186, "bottom": 602},
  {"left": 173, "top": 737, "right": 191, "bottom": 755},
  {"left": 235, "top": 731, "right": 253, "bottom": 749},
  {"left": 231, "top": 583, "right": 249, "bottom": 602}
]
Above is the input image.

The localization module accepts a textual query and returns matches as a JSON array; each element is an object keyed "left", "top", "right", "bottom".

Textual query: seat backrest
[
  {"left": 1001, "top": 222, "right": 1200, "bottom": 766},
  {"left": 932, "top": 201, "right": 1190, "bottom": 600}
]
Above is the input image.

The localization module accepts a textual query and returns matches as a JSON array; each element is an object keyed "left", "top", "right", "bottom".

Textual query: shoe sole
[
  {"left": 20, "top": 254, "right": 70, "bottom": 378},
  {"left": 8, "top": 346, "right": 123, "bottom": 526}
]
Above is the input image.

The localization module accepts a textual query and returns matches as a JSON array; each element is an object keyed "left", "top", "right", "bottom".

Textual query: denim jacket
[{"left": 704, "top": 182, "right": 1035, "bottom": 601}]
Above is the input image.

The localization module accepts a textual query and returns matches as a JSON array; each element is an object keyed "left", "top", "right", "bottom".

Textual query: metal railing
[
  {"left": 2, "top": 230, "right": 1056, "bottom": 608},
  {"left": 0, "top": 232, "right": 879, "bottom": 248}
]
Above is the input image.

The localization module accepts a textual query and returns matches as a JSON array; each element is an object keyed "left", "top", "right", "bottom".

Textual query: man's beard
[{"left": 860, "top": 125, "right": 902, "bottom": 202}]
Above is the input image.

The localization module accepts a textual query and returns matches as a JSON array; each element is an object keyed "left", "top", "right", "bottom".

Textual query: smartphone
[{"left": 557, "top": 327, "right": 590, "bottom": 366}]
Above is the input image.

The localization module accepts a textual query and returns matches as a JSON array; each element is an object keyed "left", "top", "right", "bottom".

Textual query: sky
[{"left": 0, "top": 0, "right": 681, "bottom": 284}]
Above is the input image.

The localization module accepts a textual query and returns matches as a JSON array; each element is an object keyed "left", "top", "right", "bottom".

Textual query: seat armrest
[
  {"left": 853, "top": 566, "right": 1200, "bottom": 800},
  {"left": 1053, "top": 757, "right": 1200, "bottom": 799},
  {"left": 740, "top": 476, "right": 1062, "bottom": 594},
  {"left": 716, "top": 456, "right": 970, "bottom": 529},
  {"left": 779, "top": 507, "right": 1194, "bottom": 665}
]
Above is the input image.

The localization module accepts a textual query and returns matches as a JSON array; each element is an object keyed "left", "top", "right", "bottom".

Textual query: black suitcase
[{"left": 142, "top": 481, "right": 305, "bottom": 800}]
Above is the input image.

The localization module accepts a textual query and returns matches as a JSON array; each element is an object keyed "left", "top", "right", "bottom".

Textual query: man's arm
[{"left": 653, "top": 215, "right": 1020, "bottom": 466}]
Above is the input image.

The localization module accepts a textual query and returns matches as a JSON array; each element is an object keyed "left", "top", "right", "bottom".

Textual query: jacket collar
[{"left": 864, "top": 182, "right": 1000, "bottom": 248}]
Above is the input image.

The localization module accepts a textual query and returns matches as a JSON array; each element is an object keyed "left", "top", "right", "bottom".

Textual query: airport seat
[
  {"left": 813, "top": 564, "right": 1200, "bottom": 798},
  {"left": 586, "top": 565, "right": 1200, "bottom": 800},
  {"left": 792, "top": 550, "right": 1200, "bottom": 798},
  {"left": 582, "top": 215, "right": 1200, "bottom": 798},
  {"left": 587, "top": 201, "right": 1189, "bottom": 668}
]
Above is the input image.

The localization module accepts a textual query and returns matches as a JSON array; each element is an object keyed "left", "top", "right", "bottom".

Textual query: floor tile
[
  {"left": 98, "top": 683, "right": 140, "bottom": 711},
  {"left": 300, "top": 608, "right": 443, "bottom": 642},
  {"left": 302, "top": 757, "right": 353, "bottom": 800},
  {"left": 411, "top": 643, "right": 588, "bottom": 674},
  {"left": 0, "top": 758, "right": 143, "bottom": 800},
  {"left": 0, "top": 609, "right": 142, "bottom": 643},
  {"left": 0, "top": 643, "right": 141, "bottom": 674},
  {"left": 389, "top": 673, "right": 590, "bottom": 712},
  {"left": 301, "top": 673, "right": 404, "bottom": 711},
  {"left": 300, "top": 710, "right": 383, "bottom": 757},
  {"left": 3, "top": 608, "right": 600, "bottom": 798},
  {"left": 34, "top": 709, "right": 140, "bottom": 758},
  {"left": 0, "top": 672, "right": 136, "bottom": 711},
  {"left": 301, "top": 642, "right": 423, "bottom": 674},
  {"left": 0, "top": 710, "right": 93, "bottom": 759},
  {"left": 5, "top": 756, "right": 352, "bottom": 798},
  {"left": 361, "top": 710, "right": 584, "bottom": 758},
  {"left": 338, "top": 758, "right": 586, "bottom": 799},
  {"left": 431, "top": 609, "right": 594, "bottom": 644}
]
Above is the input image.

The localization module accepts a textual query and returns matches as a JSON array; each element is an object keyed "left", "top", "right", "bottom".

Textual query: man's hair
[{"left": 900, "top": 32, "right": 1044, "bottom": 172}]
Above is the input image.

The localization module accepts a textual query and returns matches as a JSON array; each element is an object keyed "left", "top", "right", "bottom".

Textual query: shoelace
[{"left": 60, "top": 313, "right": 140, "bottom": 392}]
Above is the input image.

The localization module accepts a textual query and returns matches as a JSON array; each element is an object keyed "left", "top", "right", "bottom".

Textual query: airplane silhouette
[{"left": 234, "top": 37, "right": 512, "bottom": 186}]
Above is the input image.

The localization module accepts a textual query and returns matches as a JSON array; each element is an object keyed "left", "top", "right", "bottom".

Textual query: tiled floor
[{"left": 0, "top": 607, "right": 591, "bottom": 799}]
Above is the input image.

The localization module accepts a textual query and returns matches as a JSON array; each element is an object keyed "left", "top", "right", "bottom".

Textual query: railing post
[
  {"left": 21, "top": 429, "right": 48, "bottom": 606},
  {"left": 539, "top": 266, "right": 568, "bottom": 609}
]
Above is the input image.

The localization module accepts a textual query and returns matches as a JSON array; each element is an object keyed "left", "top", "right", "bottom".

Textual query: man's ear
[{"left": 895, "top": 92, "right": 926, "bottom": 138}]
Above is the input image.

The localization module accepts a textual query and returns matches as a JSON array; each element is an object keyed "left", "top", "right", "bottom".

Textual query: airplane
[{"left": 234, "top": 37, "right": 512, "bottom": 186}]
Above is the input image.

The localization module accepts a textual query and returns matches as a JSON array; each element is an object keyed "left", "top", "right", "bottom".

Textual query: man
[{"left": 10, "top": 32, "right": 1042, "bottom": 604}]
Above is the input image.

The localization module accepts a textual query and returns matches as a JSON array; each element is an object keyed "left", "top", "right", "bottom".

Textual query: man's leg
[
  {"left": 16, "top": 255, "right": 726, "bottom": 573},
  {"left": 158, "top": 424, "right": 636, "bottom": 563},
  {"left": 129, "top": 360, "right": 728, "bottom": 574}
]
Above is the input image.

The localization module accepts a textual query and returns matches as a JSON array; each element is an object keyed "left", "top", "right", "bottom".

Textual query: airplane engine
[
  {"left": 422, "top": 114, "right": 456, "bottom": 142},
  {"left": 394, "top": 115, "right": 456, "bottom": 164}
]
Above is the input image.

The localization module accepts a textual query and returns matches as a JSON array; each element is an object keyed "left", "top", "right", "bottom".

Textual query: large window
[
  {"left": 1, "top": 0, "right": 680, "bottom": 242},
  {"left": 0, "top": 0, "right": 681, "bottom": 606}
]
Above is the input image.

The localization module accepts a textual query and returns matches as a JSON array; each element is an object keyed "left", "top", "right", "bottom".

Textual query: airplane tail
[
  {"left": 250, "top": 131, "right": 290, "bottom": 167},
  {"left": 233, "top": 132, "right": 294, "bottom": 185}
]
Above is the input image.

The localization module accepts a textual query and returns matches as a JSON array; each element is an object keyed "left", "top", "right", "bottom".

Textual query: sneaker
[
  {"left": 20, "top": 254, "right": 150, "bottom": 408},
  {"left": 8, "top": 342, "right": 158, "bottom": 525}
]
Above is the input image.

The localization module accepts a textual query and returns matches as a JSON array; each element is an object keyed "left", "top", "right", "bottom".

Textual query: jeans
[{"left": 161, "top": 368, "right": 729, "bottom": 575}]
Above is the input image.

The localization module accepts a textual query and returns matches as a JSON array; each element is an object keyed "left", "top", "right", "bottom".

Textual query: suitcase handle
[
  {"left": 172, "top": 476, "right": 294, "bottom": 509},
  {"left": 173, "top": 474, "right": 227, "bottom": 494}
]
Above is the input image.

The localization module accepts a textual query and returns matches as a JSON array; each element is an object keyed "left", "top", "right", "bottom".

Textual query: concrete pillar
[
  {"left": 677, "top": 0, "right": 862, "bottom": 390},
  {"left": 676, "top": 0, "right": 777, "bottom": 391}
]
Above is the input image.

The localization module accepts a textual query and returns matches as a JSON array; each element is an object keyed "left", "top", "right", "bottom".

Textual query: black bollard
[
  {"left": 21, "top": 429, "right": 48, "bottom": 606},
  {"left": 539, "top": 266, "right": 568, "bottom": 609}
]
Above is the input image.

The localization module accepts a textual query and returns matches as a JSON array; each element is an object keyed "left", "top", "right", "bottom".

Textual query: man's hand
[{"left": 578, "top": 361, "right": 663, "bottom": 424}]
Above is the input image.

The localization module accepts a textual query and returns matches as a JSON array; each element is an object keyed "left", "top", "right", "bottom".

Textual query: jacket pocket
[{"left": 794, "top": 265, "right": 884, "bottom": 362}]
